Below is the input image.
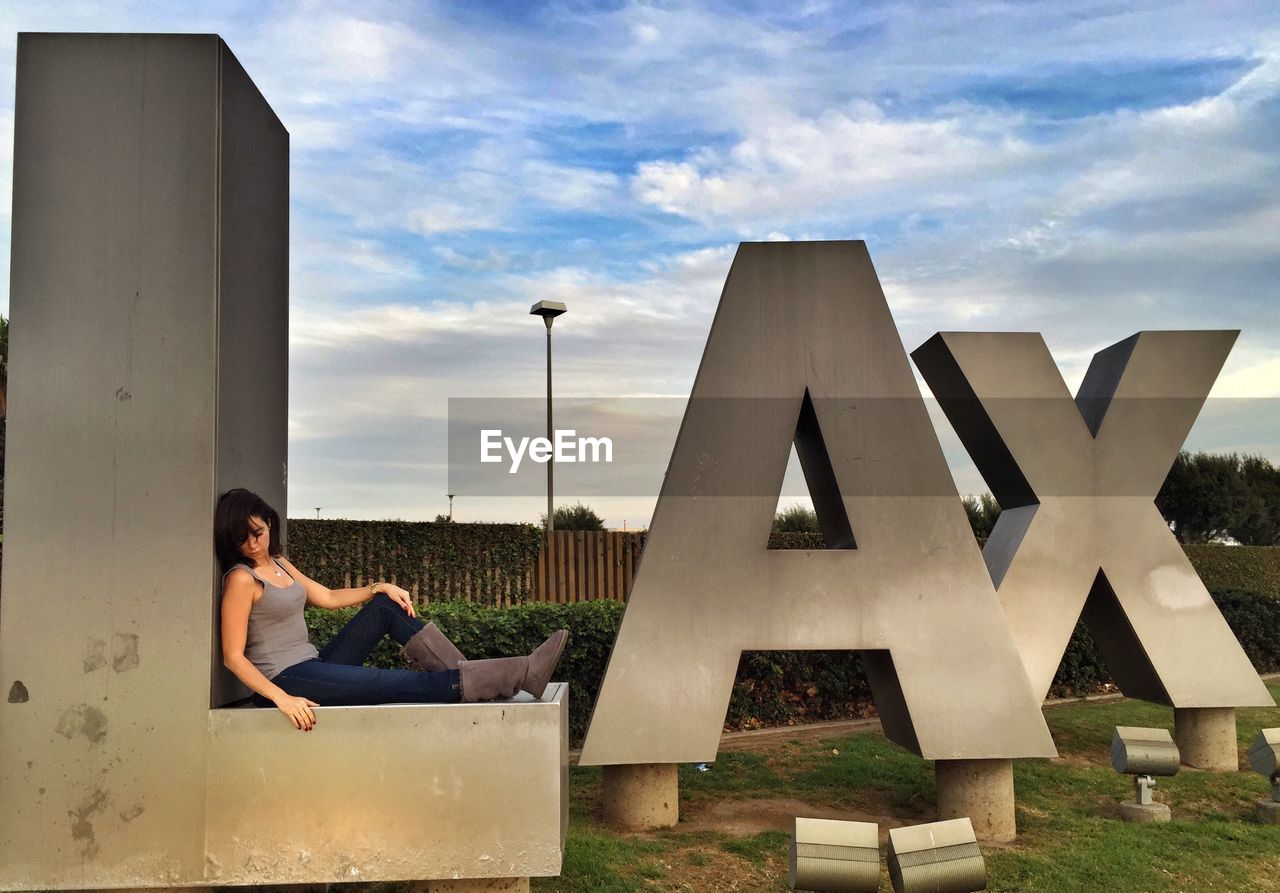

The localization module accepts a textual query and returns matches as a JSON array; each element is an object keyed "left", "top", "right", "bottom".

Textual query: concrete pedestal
[
  {"left": 934, "top": 758, "right": 1016, "bottom": 842},
  {"left": 602, "top": 763, "right": 680, "bottom": 830},
  {"left": 1120, "top": 801, "right": 1171, "bottom": 823},
  {"left": 1174, "top": 707, "right": 1239, "bottom": 771},
  {"left": 414, "top": 879, "right": 530, "bottom": 892},
  {"left": 1257, "top": 801, "right": 1280, "bottom": 824}
]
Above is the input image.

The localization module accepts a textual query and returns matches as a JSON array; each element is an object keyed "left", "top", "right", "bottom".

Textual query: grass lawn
[{"left": 535, "top": 684, "right": 1280, "bottom": 892}]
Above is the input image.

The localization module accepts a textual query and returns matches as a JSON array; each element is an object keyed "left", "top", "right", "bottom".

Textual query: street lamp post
[{"left": 530, "top": 300, "right": 566, "bottom": 597}]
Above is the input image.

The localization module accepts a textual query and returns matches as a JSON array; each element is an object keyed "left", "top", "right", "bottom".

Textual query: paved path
[{"left": 570, "top": 672, "right": 1280, "bottom": 762}]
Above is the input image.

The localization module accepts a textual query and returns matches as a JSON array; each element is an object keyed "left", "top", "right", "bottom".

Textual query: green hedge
[
  {"left": 1186, "top": 545, "right": 1280, "bottom": 599},
  {"left": 1212, "top": 589, "right": 1280, "bottom": 672},
  {"left": 286, "top": 519, "right": 1280, "bottom": 607},
  {"left": 287, "top": 519, "right": 543, "bottom": 606},
  {"left": 307, "top": 588, "right": 1280, "bottom": 746},
  {"left": 766, "top": 539, "right": 1280, "bottom": 600},
  {"left": 767, "top": 531, "right": 826, "bottom": 550}
]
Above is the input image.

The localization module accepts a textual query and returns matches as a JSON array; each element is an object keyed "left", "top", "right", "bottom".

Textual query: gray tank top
[{"left": 225, "top": 559, "right": 319, "bottom": 679}]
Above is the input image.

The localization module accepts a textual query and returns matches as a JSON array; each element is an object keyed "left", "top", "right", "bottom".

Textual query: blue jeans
[{"left": 252, "top": 594, "right": 461, "bottom": 706}]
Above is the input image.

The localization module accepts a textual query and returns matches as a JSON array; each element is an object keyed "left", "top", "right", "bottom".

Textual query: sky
[{"left": 0, "top": 1, "right": 1278, "bottom": 526}]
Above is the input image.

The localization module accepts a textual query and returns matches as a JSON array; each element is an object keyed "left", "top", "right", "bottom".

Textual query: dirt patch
[
  {"left": 1049, "top": 753, "right": 1102, "bottom": 769},
  {"left": 679, "top": 796, "right": 907, "bottom": 843},
  {"left": 641, "top": 850, "right": 790, "bottom": 892},
  {"left": 1246, "top": 857, "right": 1280, "bottom": 893}
]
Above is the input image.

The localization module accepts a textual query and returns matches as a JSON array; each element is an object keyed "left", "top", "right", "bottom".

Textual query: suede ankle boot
[
  {"left": 402, "top": 622, "right": 467, "bottom": 672},
  {"left": 456, "top": 629, "right": 570, "bottom": 702},
  {"left": 523, "top": 629, "right": 568, "bottom": 699},
  {"left": 457, "top": 655, "right": 529, "bottom": 701}
]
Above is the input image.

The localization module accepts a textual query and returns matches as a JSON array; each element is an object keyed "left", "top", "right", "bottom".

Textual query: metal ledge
[{"left": 203, "top": 684, "right": 568, "bottom": 886}]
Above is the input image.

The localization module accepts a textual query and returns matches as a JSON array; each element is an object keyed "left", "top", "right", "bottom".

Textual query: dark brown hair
[{"left": 214, "top": 488, "right": 282, "bottom": 573}]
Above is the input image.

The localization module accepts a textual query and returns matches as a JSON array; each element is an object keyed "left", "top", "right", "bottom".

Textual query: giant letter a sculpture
[{"left": 580, "top": 242, "right": 1056, "bottom": 775}]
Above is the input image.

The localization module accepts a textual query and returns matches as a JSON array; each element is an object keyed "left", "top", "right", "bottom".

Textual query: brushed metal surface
[
  {"left": 0, "top": 34, "right": 567, "bottom": 891},
  {"left": 913, "top": 331, "right": 1274, "bottom": 709},
  {"left": 1111, "top": 726, "right": 1180, "bottom": 777},
  {"left": 204, "top": 686, "right": 569, "bottom": 885},
  {"left": 1250, "top": 729, "right": 1280, "bottom": 779},
  {"left": 580, "top": 241, "right": 1056, "bottom": 765},
  {"left": 790, "top": 818, "right": 880, "bottom": 893},
  {"left": 0, "top": 33, "right": 226, "bottom": 890},
  {"left": 211, "top": 37, "right": 291, "bottom": 709},
  {"left": 886, "top": 818, "right": 985, "bottom": 893}
]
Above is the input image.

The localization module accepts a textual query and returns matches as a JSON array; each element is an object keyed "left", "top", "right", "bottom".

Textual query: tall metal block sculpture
[
  {"left": 0, "top": 33, "right": 288, "bottom": 886},
  {"left": 0, "top": 34, "right": 566, "bottom": 891},
  {"left": 581, "top": 241, "right": 1056, "bottom": 839},
  {"left": 912, "top": 331, "right": 1274, "bottom": 768}
]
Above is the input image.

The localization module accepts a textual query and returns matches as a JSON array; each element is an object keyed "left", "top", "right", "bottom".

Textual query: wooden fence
[
  {"left": 284, "top": 520, "right": 1280, "bottom": 606},
  {"left": 535, "top": 530, "right": 643, "bottom": 602}
]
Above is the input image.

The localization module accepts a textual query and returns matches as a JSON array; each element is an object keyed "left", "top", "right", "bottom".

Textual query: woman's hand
[
  {"left": 275, "top": 694, "right": 320, "bottom": 731},
  {"left": 380, "top": 583, "right": 416, "bottom": 617}
]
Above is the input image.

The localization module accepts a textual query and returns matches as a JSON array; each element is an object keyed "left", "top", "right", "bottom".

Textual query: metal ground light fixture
[
  {"left": 1249, "top": 728, "right": 1280, "bottom": 823},
  {"left": 1111, "top": 726, "right": 1180, "bottom": 823},
  {"left": 886, "top": 818, "right": 986, "bottom": 893},
  {"left": 788, "top": 817, "right": 880, "bottom": 893}
]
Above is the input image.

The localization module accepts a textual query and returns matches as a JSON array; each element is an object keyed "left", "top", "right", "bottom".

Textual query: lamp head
[
  {"left": 530, "top": 300, "right": 567, "bottom": 329},
  {"left": 790, "top": 817, "right": 880, "bottom": 893},
  {"left": 887, "top": 818, "right": 986, "bottom": 893},
  {"left": 1249, "top": 728, "right": 1280, "bottom": 801},
  {"left": 1111, "top": 726, "right": 1181, "bottom": 777}
]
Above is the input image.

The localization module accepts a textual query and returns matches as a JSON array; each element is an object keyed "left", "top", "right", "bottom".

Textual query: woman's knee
[{"left": 369, "top": 592, "right": 398, "bottom": 611}]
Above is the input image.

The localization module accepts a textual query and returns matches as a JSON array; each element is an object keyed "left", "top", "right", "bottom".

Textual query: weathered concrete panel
[{"left": 0, "top": 33, "right": 224, "bottom": 888}]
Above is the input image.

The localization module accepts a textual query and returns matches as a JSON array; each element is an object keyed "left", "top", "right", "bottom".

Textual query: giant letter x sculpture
[{"left": 913, "top": 330, "right": 1272, "bottom": 708}]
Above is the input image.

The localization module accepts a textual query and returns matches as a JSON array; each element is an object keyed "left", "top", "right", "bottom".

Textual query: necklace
[{"left": 256, "top": 561, "right": 283, "bottom": 577}]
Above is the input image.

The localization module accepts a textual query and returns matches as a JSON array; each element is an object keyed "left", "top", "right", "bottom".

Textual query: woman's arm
[
  {"left": 277, "top": 556, "right": 415, "bottom": 616},
  {"left": 221, "top": 569, "right": 319, "bottom": 731}
]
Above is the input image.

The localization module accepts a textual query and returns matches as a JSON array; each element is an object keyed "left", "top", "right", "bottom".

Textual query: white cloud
[
  {"left": 434, "top": 246, "right": 511, "bottom": 272},
  {"left": 1212, "top": 354, "right": 1280, "bottom": 399},
  {"left": 523, "top": 161, "right": 621, "bottom": 211},
  {"left": 290, "top": 243, "right": 731, "bottom": 389},
  {"left": 633, "top": 23, "right": 661, "bottom": 45},
  {"left": 290, "top": 234, "right": 423, "bottom": 301},
  {"left": 322, "top": 16, "right": 408, "bottom": 82},
  {"left": 631, "top": 102, "right": 1034, "bottom": 226},
  {"left": 343, "top": 239, "right": 421, "bottom": 278},
  {"left": 406, "top": 202, "right": 497, "bottom": 236}
]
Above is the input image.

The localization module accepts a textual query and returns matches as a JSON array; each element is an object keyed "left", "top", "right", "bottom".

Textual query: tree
[
  {"left": 1156, "top": 451, "right": 1247, "bottom": 543},
  {"left": 773, "top": 503, "right": 819, "bottom": 533},
  {"left": 961, "top": 493, "right": 1002, "bottom": 540},
  {"left": 541, "top": 502, "right": 606, "bottom": 531},
  {"left": 1233, "top": 454, "right": 1280, "bottom": 546}
]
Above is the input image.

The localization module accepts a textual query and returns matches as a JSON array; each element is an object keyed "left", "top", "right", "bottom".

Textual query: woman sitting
[{"left": 217, "top": 488, "right": 566, "bottom": 731}]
